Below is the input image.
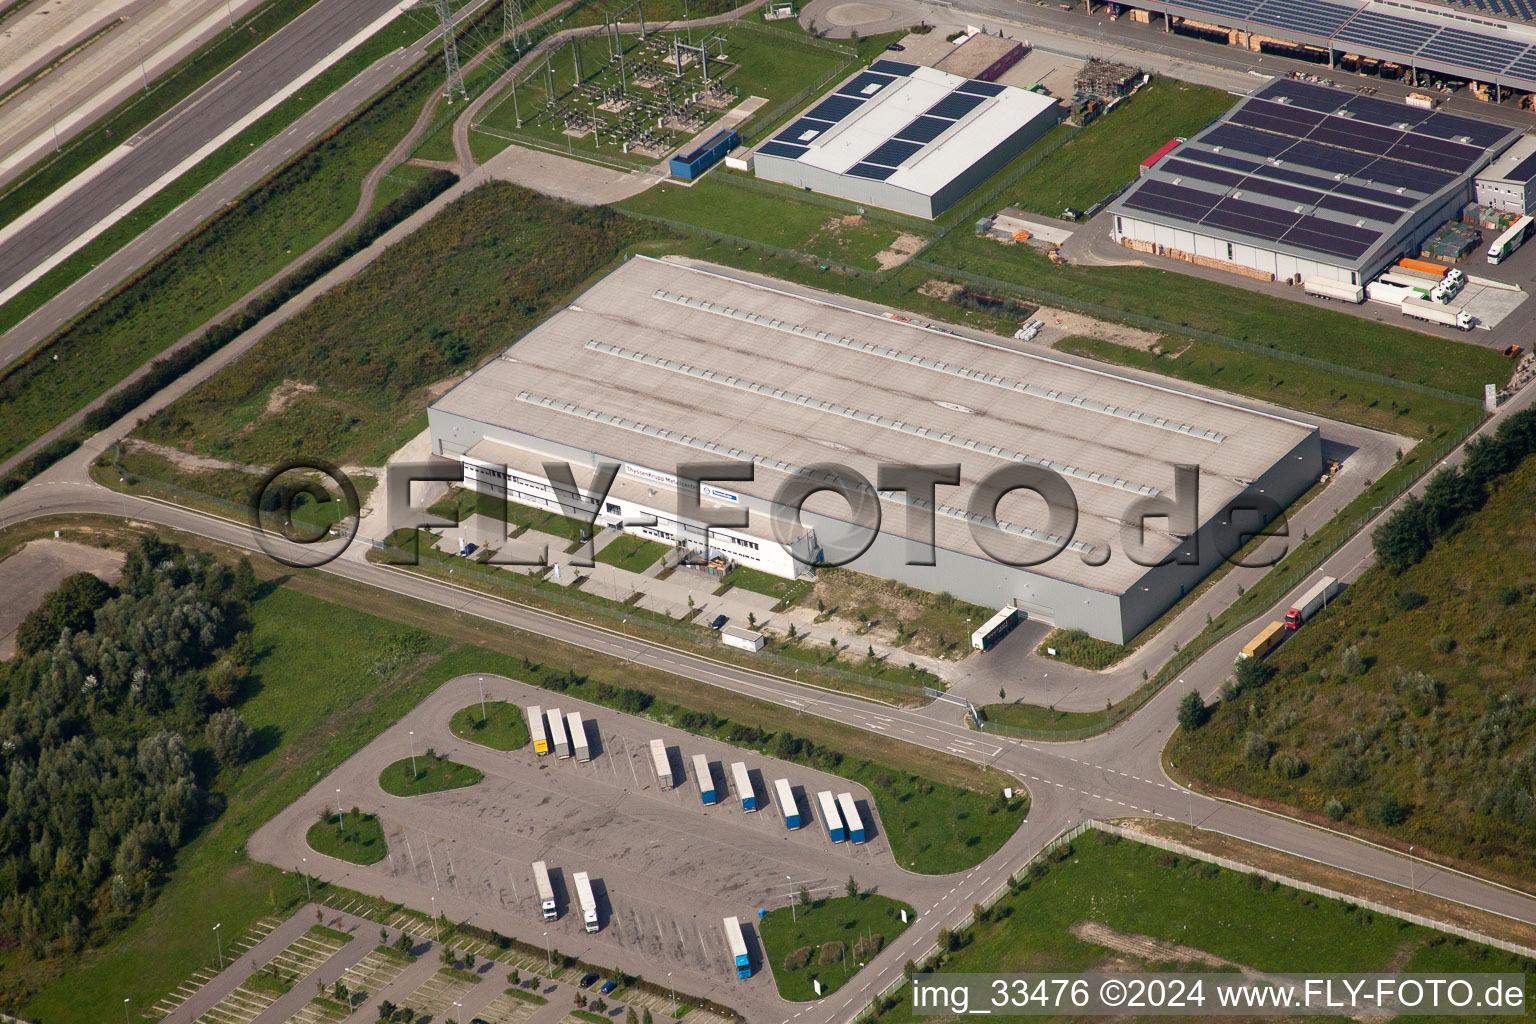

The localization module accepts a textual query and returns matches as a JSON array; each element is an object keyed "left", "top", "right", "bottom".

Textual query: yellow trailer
[{"left": 1239, "top": 621, "right": 1287, "bottom": 661}]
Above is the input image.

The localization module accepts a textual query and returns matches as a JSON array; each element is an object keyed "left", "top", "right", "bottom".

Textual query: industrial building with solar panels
[
  {"left": 1110, "top": 78, "right": 1520, "bottom": 284},
  {"left": 427, "top": 256, "right": 1324, "bottom": 645},
  {"left": 750, "top": 59, "right": 1060, "bottom": 219}
]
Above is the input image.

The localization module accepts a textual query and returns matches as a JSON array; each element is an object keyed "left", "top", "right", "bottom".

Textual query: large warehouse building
[
  {"left": 427, "top": 257, "right": 1322, "bottom": 644},
  {"left": 751, "top": 59, "right": 1059, "bottom": 219},
  {"left": 1110, "top": 79, "right": 1519, "bottom": 283},
  {"left": 1126, "top": 0, "right": 1536, "bottom": 96}
]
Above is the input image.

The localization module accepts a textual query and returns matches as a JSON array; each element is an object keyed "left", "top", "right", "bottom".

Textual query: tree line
[{"left": 0, "top": 538, "right": 260, "bottom": 959}]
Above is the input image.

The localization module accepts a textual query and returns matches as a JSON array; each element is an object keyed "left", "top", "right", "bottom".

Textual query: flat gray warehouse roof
[{"left": 432, "top": 257, "right": 1319, "bottom": 595}]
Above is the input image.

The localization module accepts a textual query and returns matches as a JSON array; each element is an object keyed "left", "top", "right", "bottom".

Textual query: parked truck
[
  {"left": 567, "top": 711, "right": 590, "bottom": 762},
  {"left": 533, "top": 860, "right": 558, "bottom": 920},
  {"left": 1488, "top": 215, "right": 1534, "bottom": 264},
  {"left": 836, "top": 792, "right": 867, "bottom": 843},
  {"left": 1402, "top": 295, "right": 1474, "bottom": 330},
  {"left": 1238, "top": 621, "right": 1287, "bottom": 661},
  {"left": 528, "top": 705, "right": 550, "bottom": 755},
  {"left": 774, "top": 778, "right": 801, "bottom": 828},
  {"left": 730, "top": 762, "right": 756, "bottom": 811},
  {"left": 725, "top": 916, "right": 752, "bottom": 978},
  {"left": 1302, "top": 276, "right": 1364, "bottom": 303},
  {"left": 573, "top": 871, "right": 599, "bottom": 932},
  {"left": 546, "top": 708, "right": 571, "bottom": 758},
  {"left": 650, "top": 739, "right": 673, "bottom": 789},
  {"left": 817, "top": 789, "right": 845, "bottom": 842},
  {"left": 1285, "top": 576, "right": 1341, "bottom": 629},
  {"left": 695, "top": 754, "right": 718, "bottom": 804}
]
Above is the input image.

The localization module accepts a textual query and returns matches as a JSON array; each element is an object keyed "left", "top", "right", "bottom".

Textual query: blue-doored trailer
[
  {"left": 837, "top": 792, "right": 867, "bottom": 843},
  {"left": 817, "top": 789, "right": 845, "bottom": 841},
  {"left": 774, "top": 778, "right": 801, "bottom": 828},
  {"left": 725, "top": 916, "right": 751, "bottom": 978},
  {"left": 669, "top": 128, "right": 739, "bottom": 180},
  {"left": 695, "top": 754, "right": 718, "bottom": 804},
  {"left": 731, "top": 762, "right": 756, "bottom": 811}
]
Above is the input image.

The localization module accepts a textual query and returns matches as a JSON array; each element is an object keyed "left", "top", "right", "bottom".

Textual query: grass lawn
[
  {"left": 379, "top": 754, "right": 485, "bottom": 796},
  {"left": 594, "top": 533, "right": 669, "bottom": 574},
  {"left": 721, "top": 563, "right": 814, "bottom": 607},
  {"left": 1002, "top": 79, "right": 1231, "bottom": 218},
  {"left": 134, "top": 184, "right": 663, "bottom": 470},
  {"left": 1033, "top": 627, "right": 1127, "bottom": 670},
  {"left": 979, "top": 703, "right": 1107, "bottom": 734},
  {"left": 307, "top": 811, "right": 388, "bottom": 865},
  {"left": 759, "top": 894, "right": 913, "bottom": 1001},
  {"left": 923, "top": 234, "right": 1507, "bottom": 420},
  {"left": 450, "top": 700, "right": 531, "bottom": 750},
  {"left": 871, "top": 832, "right": 1534, "bottom": 1023},
  {"left": 1168, "top": 453, "right": 1536, "bottom": 887},
  {"left": 618, "top": 174, "right": 926, "bottom": 271}
]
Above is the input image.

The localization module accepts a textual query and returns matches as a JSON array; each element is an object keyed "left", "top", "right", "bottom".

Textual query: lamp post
[
  {"left": 479, "top": 676, "right": 487, "bottom": 721},
  {"left": 123, "top": 997, "right": 130, "bottom": 1024},
  {"left": 669, "top": 971, "right": 676, "bottom": 1017},
  {"left": 336, "top": 788, "right": 343, "bottom": 836},
  {"left": 1409, "top": 846, "right": 1415, "bottom": 891},
  {"left": 49, "top": 103, "right": 60, "bottom": 152},
  {"left": 788, "top": 874, "right": 795, "bottom": 922},
  {"left": 544, "top": 930, "right": 552, "bottom": 976},
  {"left": 137, "top": 40, "right": 148, "bottom": 91},
  {"left": 409, "top": 730, "right": 418, "bottom": 778},
  {"left": 453, "top": 999, "right": 463, "bottom": 1023},
  {"left": 301, "top": 857, "right": 311, "bottom": 901},
  {"left": 213, "top": 922, "right": 223, "bottom": 969},
  {"left": 432, "top": 895, "right": 440, "bottom": 942}
]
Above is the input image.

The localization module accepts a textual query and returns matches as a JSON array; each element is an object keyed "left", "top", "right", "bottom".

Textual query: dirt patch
[
  {"left": 1037, "top": 307, "right": 1160, "bottom": 351},
  {"left": 873, "top": 231, "right": 927, "bottom": 271},
  {"left": 264, "top": 379, "right": 318, "bottom": 416},
  {"left": 1071, "top": 920, "right": 1236, "bottom": 969},
  {"left": 919, "top": 278, "right": 962, "bottom": 301},
  {"left": 426, "top": 372, "right": 471, "bottom": 401},
  {"left": 128, "top": 439, "right": 267, "bottom": 476}
]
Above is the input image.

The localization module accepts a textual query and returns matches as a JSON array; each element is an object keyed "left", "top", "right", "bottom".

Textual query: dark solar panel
[
  {"left": 1163, "top": 158, "right": 1245, "bottom": 187},
  {"left": 836, "top": 72, "right": 895, "bottom": 98},
  {"left": 1243, "top": 98, "right": 1326, "bottom": 128},
  {"left": 868, "top": 59, "right": 918, "bottom": 75},
  {"left": 926, "top": 92, "right": 986, "bottom": 120},
  {"left": 1317, "top": 193, "right": 1400, "bottom": 221},
  {"left": 845, "top": 163, "right": 897, "bottom": 181},
  {"left": 1361, "top": 158, "right": 1452, "bottom": 192},
  {"left": 1505, "top": 151, "right": 1536, "bottom": 183},
  {"left": 1417, "top": 25, "right": 1526, "bottom": 73},
  {"left": 1257, "top": 79, "right": 1344, "bottom": 112},
  {"left": 1255, "top": 163, "right": 1341, "bottom": 191},
  {"left": 1333, "top": 179, "right": 1417, "bottom": 207},
  {"left": 894, "top": 116, "right": 952, "bottom": 144},
  {"left": 1251, "top": 0, "right": 1354, "bottom": 38},
  {"left": 1333, "top": 9, "right": 1437, "bottom": 55},
  {"left": 1194, "top": 149, "right": 1263, "bottom": 173},
  {"left": 1340, "top": 94, "right": 1429, "bottom": 128},
  {"left": 956, "top": 79, "right": 1006, "bottom": 96},
  {"left": 1384, "top": 139, "right": 1475, "bottom": 172},
  {"left": 1231, "top": 108, "right": 1317, "bottom": 136},
  {"left": 1313, "top": 116, "right": 1403, "bottom": 151},
  {"left": 778, "top": 117, "right": 835, "bottom": 144},
  {"left": 1416, "top": 111, "right": 1508, "bottom": 147},
  {"left": 863, "top": 139, "right": 923, "bottom": 167},
  {"left": 807, "top": 94, "right": 864, "bottom": 123},
  {"left": 1282, "top": 219, "right": 1377, "bottom": 258},
  {"left": 1504, "top": 49, "right": 1536, "bottom": 85},
  {"left": 757, "top": 141, "right": 808, "bottom": 159},
  {"left": 1204, "top": 123, "right": 1291, "bottom": 158},
  {"left": 1283, "top": 139, "right": 1373, "bottom": 176},
  {"left": 1122, "top": 179, "right": 1220, "bottom": 221},
  {"left": 1237, "top": 175, "right": 1322, "bottom": 206},
  {"left": 1203, "top": 204, "right": 1293, "bottom": 242}
]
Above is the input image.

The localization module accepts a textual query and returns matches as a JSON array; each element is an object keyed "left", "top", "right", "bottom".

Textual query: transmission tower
[
  {"left": 504, "top": 0, "right": 529, "bottom": 49},
  {"left": 413, "top": 0, "right": 467, "bottom": 101}
]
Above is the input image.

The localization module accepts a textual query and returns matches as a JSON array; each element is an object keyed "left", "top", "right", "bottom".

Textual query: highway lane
[{"left": 0, "top": 0, "right": 409, "bottom": 301}]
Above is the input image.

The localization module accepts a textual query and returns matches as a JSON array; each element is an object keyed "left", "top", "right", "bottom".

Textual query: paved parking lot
[{"left": 249, "top": 677, "right": 928, "bottom": 1020}]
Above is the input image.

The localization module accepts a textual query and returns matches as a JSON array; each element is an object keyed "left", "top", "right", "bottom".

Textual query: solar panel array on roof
[
  {"left": 757, "top": 141, "right": 808, "bottom": 159},
  {"left": 1418, "top": 24, "right": 1527, "bottom": 73},
  {"left": 868, "top": 59, "right": 918, "bottom": 75},
  {"left": 955, "top": 79, "right": 1006, "bottom": 96},
  {"left": 836, "top": 71, "right": 894, "bottom": 97},
  {"left": 864, "top": 139, "right": 924, "bottom": 167},
  {"left": 927, "top": 92, "right": 987, "bottom": 120},
  {"left": 808, "top": 94, "right": 864, "bottom": 123},
  {"left": 1114, "top": 77, "right": 1515, "bottom": 269},
  {"left": 1504, "top": 151, "right": 1536, "bottom": 182},
  {"left": 895, "top": 116, "right": 952, "bottom": 144},
  {"left": 846, "top": 163, "right": 897, "bottom": 180}
]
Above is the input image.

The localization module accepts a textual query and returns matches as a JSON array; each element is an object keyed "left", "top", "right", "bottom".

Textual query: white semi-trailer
[
  {"left": 1402, "top": 295, "right": 1474, "bottom": 330},
  {"left": 574, "top": 871, "right": 599, "bottom": 932},
  {"left": 529, "top": 704, "right": 549, "bottom": 755},
  {"left": 567, "top": 710, "right": 591, "bottom": 762},
  {"left": 731, "top": 762, "right": 756, "bottom": 811},
  {"left": 651, "top": 739, "right": 673, "bottom": 789},
  {"left": 547, "top": 708, "right": 571, "bottom": 758},
  {"left": 533, "top": 860, "right": 557, "bottom": 920},
  {"left": 1302, "top": 276, "right": 1364, "bottom": 303},
  {"left": 1488, "top": 215, "right": 1534, "bottom": 264}
]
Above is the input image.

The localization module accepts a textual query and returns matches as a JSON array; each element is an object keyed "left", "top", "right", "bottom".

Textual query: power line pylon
[{"left": 413, "top": 0, "right": 467, "bottom": 101}]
